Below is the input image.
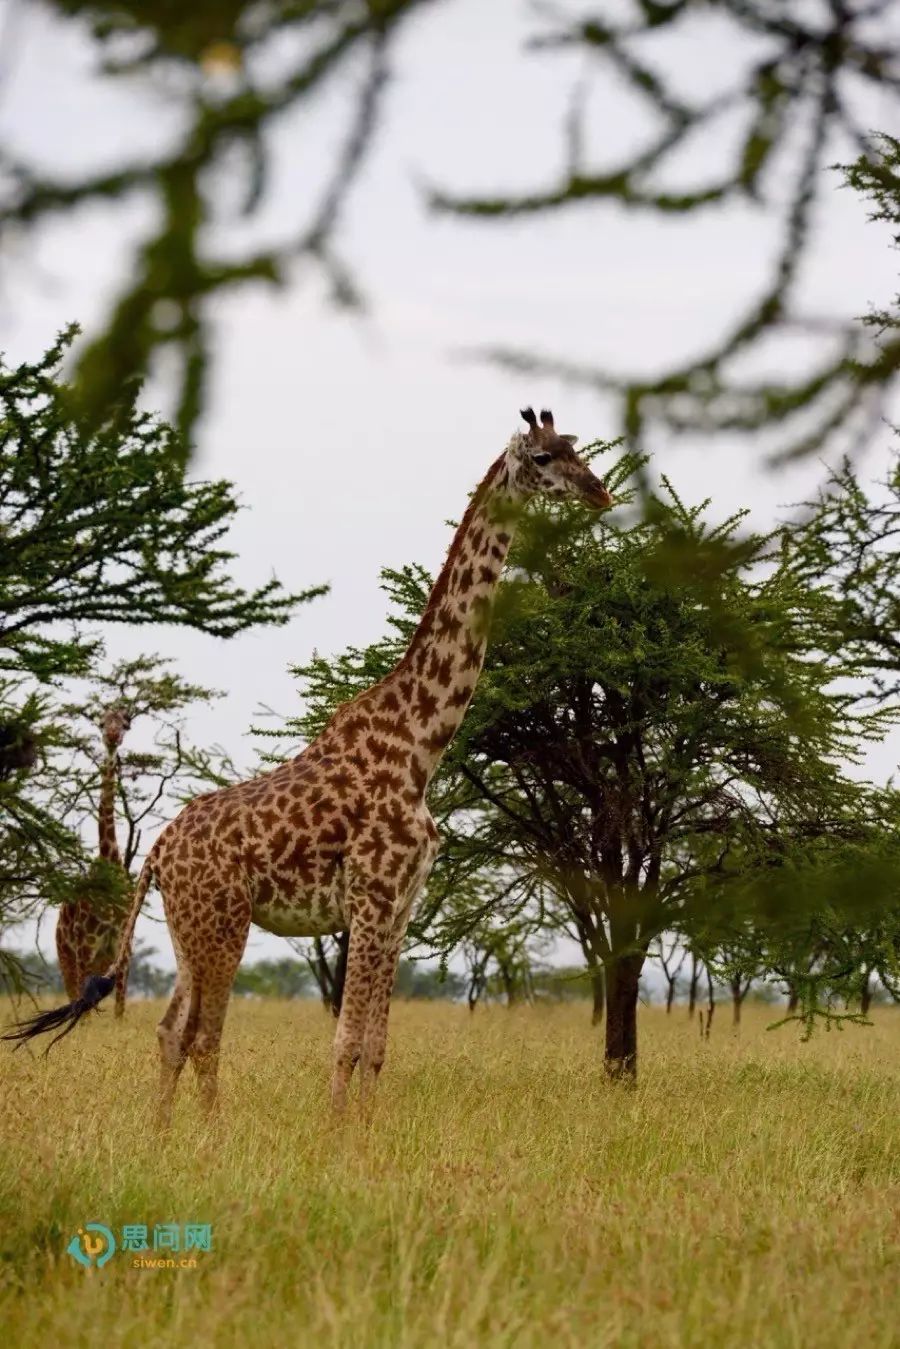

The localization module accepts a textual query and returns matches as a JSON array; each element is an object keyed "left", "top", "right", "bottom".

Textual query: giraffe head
[
  {"left": 507, "top": 407, "right": 613, "bottom": 509},
  {"left": 100, "top": 706, "right": 131, "bottom": 752}
]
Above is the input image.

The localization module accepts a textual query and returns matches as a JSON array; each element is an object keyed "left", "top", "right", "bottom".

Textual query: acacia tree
[
  {"left": 0, "top": 692, "right": 86, "bottom": 986},
  {"left": 285, "top": 448, "right": 893, "bottom": 1079},
  {"left": 766, "top": 139, "right": 900, "bottom": 1013},
  {"left": 715, "top": 944, "right": 759, "bottom": 1031},
  {"left": 233, "top": 959, "right": 316, "bottom": 999},
  {"left": 653, "top": 934, "right": 687, "bottom": 1015},
  {"left": 0, "top": 655, "right": 239, "bottom": 989},
  {"left": 696, "top": 801, "right": 900, "bottom": 1035},
  {"left": 0, "top": 332, "right": 316, "bottom": 970},
  {"left": 0, "top": 328, "right": 317, "bottom": 685},
  {"left": 287, "top": 934, "right": 350, "bottom": 1016},
  {"left": 459, "top": 932, "right": 491, "bottom": 1013},
  {"left": 54, "top": 655, "right": 236, "bottom": 870},
  {"left": 787, "top": 127, "right": 900, "bottom": 712},
  {"left": 464, "top": 917, "right": 546, "bottom": 1009}
]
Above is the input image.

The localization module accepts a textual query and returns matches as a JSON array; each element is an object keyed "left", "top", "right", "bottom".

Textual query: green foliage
[
  {"left": 1, "top": 939, "right": 174, "bottom": 998},
  {"left": 392, "top": 959, "right": 465, "bottom": 1001},
  {"left": 53, "top": 654, "right": 237, "bottom": 872},
  {"left": 64, "top": 653, "right": 219, "bottom": 725},
  {"left": 0, "top": 331, "right": 317, "bottom": 976},
  {"left": 233, "top": 958, "right": 316, "bottom": 1000},
  {"left": 0, "top": 947, "right": 65, "bottom": 997},
  {"left": 780, "top": 136, "right": 900, "bottom": 708},
  {"left": 786, "top": 457, "right": 900, "bottom": 705},
  {"left": 452, "top": 916, "right": 547, "bottom": 1009},
  {"left": 0, "top": 328, "right": 319, "bottom": 684},
  {"left": 229, "top": 954, "right": 463, "bottom": 1000},
  {"left": 0, "top": 655, "right": 240, "bottom": 985},
  {"left": 62, "top": 856, "right": 132, "bottom": 915},
  {"left": 1, "top": 0, "right": 430, "bottom": 448},
  {"left": 528, "top": 964, "right": 597, "bottom": 1004},
  {"left": 4, "top": 5, "right": 897, "bottom": 457},
  {"left": 0, "top": 651, "right": 234, "bottom": 982},
  {"left": 0, "top": 690, "right": 91, "bottom": 967},
  {"left": 432, "top": 11, "right": 900, "bottom": 464},
  {"left": 127, "top": 940, "right": 177, "bottom": 998},
  {"left": 687, "top": 799, "right": 900, "bottom": 1029},
  {"left": 840, "top": 131, "right": 900, "bottom": 339}
]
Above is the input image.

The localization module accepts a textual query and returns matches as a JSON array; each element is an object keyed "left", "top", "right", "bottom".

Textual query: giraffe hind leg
[
  {"left": 156, "top": 969, "right": 198, "bottom": 1132},
  {"left": 162, "top": 886, "right": 251, "bottom": 1119},
  {"left": 187, "top": 957, "right": 247, "bottom": 1118},
  {"left": 55, "top": 907, "right": 82, "bottom": 1003}
]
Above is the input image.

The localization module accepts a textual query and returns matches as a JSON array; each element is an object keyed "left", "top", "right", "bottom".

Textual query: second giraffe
[{"left": 55, "top": 706, "right": 132, "bottom": 1017}]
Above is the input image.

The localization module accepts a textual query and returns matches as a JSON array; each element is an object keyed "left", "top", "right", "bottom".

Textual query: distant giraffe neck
[
  {"left": 98, "top": 743, "right": 123, "bottom": 867},
  {"left": 384, "top": 452, "right": 517, "bottom": 784}
]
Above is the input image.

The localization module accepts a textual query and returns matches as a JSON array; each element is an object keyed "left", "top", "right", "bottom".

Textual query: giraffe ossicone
[{"left": 6, "top": 409, "right": 613, "bottom": 1120}]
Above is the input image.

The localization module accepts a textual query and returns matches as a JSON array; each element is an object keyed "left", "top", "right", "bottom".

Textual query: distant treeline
[{"left": 14, "top": 947, "right": 893, "bottom": 1012}]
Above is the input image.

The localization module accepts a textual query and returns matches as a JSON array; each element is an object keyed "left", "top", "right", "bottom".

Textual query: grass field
[{"left": 1, "top": 998, "right": 899, "bottom": 1348}]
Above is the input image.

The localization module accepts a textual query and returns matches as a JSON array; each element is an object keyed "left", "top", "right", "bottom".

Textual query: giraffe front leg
[
  {"left": 156, "top": 972, "right": 195, "bottom": 1133},
  {"left": 331, "top": 919, "right": 394, "bottom": 1113},
  {"left": 359, "top": 939, "right": 402, "bottom": 1109}
]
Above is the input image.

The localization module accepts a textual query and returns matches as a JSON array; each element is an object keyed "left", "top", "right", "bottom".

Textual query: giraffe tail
[{"left": 2, "top": 857, "right": 155, "bottom": 1054}]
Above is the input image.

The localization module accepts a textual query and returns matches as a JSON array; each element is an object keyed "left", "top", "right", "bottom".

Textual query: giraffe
[
  {"left": 55, "top": 707, "right": 132, "bottom": 1018},
  {"left": 5, "top": 409, "right": 613, "bottom": 1121}
]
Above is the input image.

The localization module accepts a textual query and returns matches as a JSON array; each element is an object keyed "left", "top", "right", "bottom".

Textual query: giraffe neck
[
  {"left": 98, "top": 745, "right": 122, "bottom": 866},
  {"left": 383, "top": 451, "right": 517, "bottom": 785}
]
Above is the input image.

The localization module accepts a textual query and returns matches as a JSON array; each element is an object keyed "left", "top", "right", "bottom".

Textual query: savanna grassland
[{"left": 1, "top": 999, "right": 899, "bottom": 1349}]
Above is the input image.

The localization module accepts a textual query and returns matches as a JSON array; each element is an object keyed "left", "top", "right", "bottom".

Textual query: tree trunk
[
  {"left": 331, "top": 931, "right": 349, "bottom": 1018},
  {"left": 312, "top": 937, "right": 333, "bottom": 1012},
  {"left": 703, "top": 969, "right": 715, "bottom": 1039},
  {"left": 860, "top": 970, "right": 872, "bottom": 1015},
  {"left": 604, "top": 954, "right": 642, "bottom": 1081},
  {"left": 666, "top": 979, "right": 675, "bottom": 1014},
  {"left": 467, "top": 956, "right": 488, "bottom": 1012},
  {"left": 591, "top": 967, "right": 605, "bottom": 1027},
  {"left": 787, "top": 985, "right": 799, "bottom": 1014},
  {"left": 688, "top": 953, "right": 700, "bottom": 1019},
  {"left": 731, "top": 975, "right": 742, "bottom": 1029}
]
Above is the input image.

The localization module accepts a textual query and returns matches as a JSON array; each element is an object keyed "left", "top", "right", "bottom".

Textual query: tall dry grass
[{"left": 1, "top": 998, "right": 899, "bottom": 1348}]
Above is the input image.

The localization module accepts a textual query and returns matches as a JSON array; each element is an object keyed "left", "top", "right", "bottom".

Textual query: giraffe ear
[{"left": 560, "top": 434, "right": 578, "bottom": 446}]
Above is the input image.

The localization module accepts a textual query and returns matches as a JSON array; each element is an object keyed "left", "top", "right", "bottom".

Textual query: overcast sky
[{"left": 3, "top": 0, "right": 899, "bottom": 970}]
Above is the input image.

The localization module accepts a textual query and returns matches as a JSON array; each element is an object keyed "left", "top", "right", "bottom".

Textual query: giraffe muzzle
[{"left": 582, "top": 476, "right": 614, "bottom": 510}]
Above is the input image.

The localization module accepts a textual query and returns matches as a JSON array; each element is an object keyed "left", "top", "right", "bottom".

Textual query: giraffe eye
[{"left": 532, "top": 452, "right": 552, "bottom": 466}]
